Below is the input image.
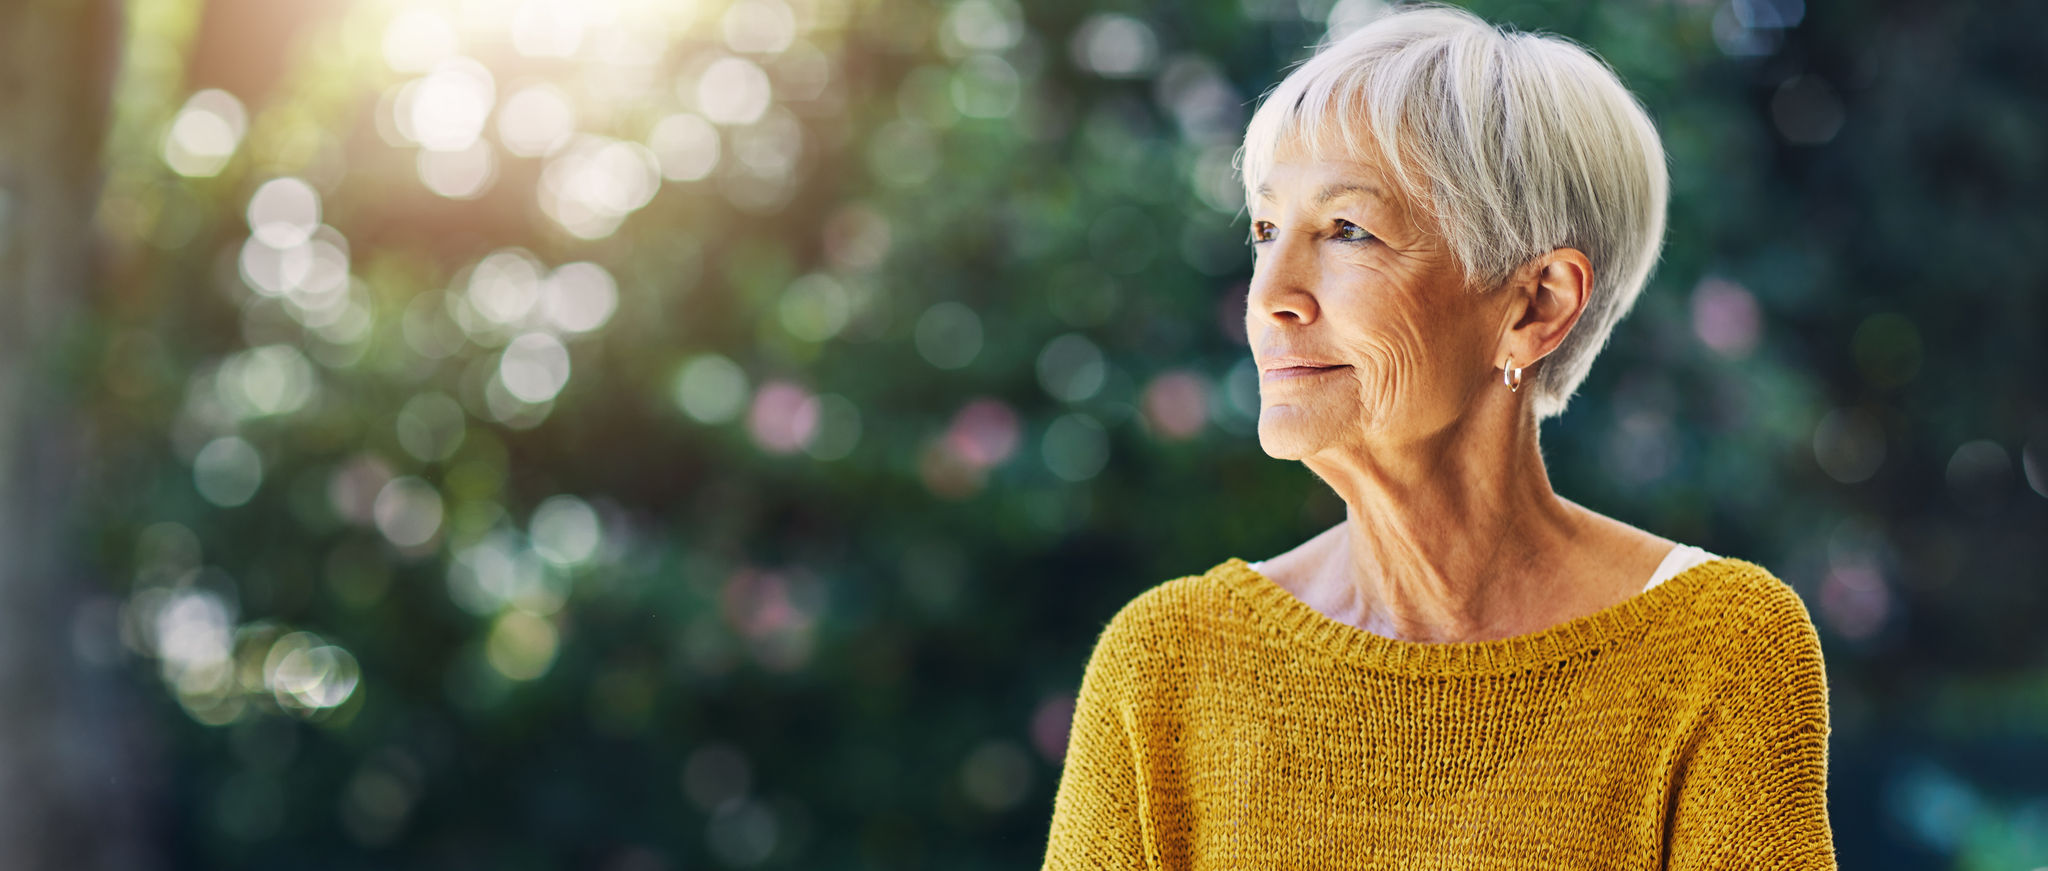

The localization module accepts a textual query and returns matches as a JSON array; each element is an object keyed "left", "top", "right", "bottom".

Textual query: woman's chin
[
  {"left": 1256, "top": 413, "right": 1335, "bottom": 461},
  {"left": 1257, "top": 400, "right": 1389, "bottom": 459}
]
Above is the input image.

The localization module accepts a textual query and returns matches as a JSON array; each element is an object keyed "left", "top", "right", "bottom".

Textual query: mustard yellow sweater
[{"left": 1041, "top": 556, "right": 1837, "bottom": 869}]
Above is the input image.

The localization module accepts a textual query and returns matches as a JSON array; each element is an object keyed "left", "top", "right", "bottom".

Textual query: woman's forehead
[
  {"left": 1256, "top": 172, "right": 1388, "bottom": 206},
  {"left": 1256, "top": 153, "right": 1407, "bottom": 214}
]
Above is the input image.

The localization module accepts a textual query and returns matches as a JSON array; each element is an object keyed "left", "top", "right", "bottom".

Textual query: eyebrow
[{"left": 1253, "top": 182, "right": 1386, "bottom": 209}]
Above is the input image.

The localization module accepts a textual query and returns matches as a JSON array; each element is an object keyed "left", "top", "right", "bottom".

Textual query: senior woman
[{"left": 1041, "top": 5, "right": 1835, "bottom": 870}]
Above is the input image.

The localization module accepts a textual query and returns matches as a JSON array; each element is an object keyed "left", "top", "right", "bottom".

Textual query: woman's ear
[{"left": 1499, "top": 247, "right": 1594, "bottom": 371}]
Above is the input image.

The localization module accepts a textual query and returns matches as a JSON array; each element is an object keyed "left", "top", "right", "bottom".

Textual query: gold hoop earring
[{"left": 1503, "top": 356, "right": 1523, "bottom": 393}]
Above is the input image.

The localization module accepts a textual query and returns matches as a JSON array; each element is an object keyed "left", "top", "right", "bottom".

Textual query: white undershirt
[
  {"left": 1245, "top": 544, "right": 1720, "bottom": 594},
  {"left": 1641, "top": 544, "right": 1718, "bottom": 591}
]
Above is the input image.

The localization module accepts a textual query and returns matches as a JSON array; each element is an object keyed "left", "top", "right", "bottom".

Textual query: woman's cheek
[{"left": 1364, "top": 312, "right": 1438, "bottom": 405}]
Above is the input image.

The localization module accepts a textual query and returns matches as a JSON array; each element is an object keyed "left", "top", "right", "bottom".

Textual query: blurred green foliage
[{"left": 50, "top": 0, "right": 2048, "bottom": 867}]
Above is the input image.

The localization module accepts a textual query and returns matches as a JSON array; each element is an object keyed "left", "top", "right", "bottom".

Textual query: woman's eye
[
  {"left": 1335, "top": 219, "right": 1374, "bottom": 243},
  {"left": 1249, "top": 220, "right": 1371, "bottom": 246}
]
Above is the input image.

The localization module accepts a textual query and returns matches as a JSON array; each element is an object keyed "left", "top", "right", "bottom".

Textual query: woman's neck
[{"left": 1295, "top": 404, "right": 1616, "bottom": 643}]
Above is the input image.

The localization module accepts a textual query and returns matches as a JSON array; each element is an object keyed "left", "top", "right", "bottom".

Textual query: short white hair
[{"left": 1236, "top": 3, "right": 1669, "bottom": 420}]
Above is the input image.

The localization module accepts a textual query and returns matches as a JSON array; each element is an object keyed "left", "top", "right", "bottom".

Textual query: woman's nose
[{"left": 1246, "top": 236, "right": 1317, "bottom": 325}]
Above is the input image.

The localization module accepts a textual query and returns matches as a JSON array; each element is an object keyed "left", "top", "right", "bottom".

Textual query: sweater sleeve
[
  {"left": 1666, "top": 591, "right": 1838, "bottom": 870},
  {"left": 1041, "top": 609, "right": 1150, "bottom": 871}
]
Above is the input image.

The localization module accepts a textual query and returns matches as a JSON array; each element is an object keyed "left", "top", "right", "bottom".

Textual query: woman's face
[{"left": 1244, "top": 139, "right": 1507, "bottom": 461}]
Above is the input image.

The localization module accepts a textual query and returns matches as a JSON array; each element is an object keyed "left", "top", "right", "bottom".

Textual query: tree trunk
[{"left": 0, "top": 0, "right": 158, "bottom": 868}]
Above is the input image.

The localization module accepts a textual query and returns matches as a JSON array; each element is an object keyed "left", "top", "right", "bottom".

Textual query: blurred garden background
[{"left": 0, "top": 0, "right": 2043, "bottom": 867}]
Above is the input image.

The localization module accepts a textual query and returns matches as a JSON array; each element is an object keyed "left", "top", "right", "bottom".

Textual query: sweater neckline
[{"left": 1215, "top": 555, "right": 1731, "bottom": 673}]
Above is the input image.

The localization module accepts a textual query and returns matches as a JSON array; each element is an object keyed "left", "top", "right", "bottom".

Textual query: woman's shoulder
[
  {"left": 1662, "top": 559, "right": 1833, "bottom": 740},
  {"left": 1067, "top": 560, "right": 1272, "bottom": 710},
  {"left": 1663, "top": 557, "right": 1828, "bottom": 680},
  {"left": 1680, "top": 558, "right": 1817, "bottom": 629},
  {"left": 1080, "top": 559, "right": 1258, "bottom": 668},
  {"left": 1098, "top": 561, "right": 1241, "bottom": 638}
]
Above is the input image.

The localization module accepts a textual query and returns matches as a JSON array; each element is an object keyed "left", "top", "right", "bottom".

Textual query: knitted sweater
[{"left": 1041, "top": 556, "right": 1836, "bottom": 869}]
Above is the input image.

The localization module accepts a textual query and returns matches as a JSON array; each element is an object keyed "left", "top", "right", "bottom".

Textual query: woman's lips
[{"left": 1262, "top": 365, "right": 1349, "bottom": 381}]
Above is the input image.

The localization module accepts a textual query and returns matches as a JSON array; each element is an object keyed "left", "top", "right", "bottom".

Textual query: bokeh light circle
[
  {"left": 247, "top": 178, "right": 321, "bottom": 249},
  {"left": 194, "top": 436, "right": 264, "bottom": 507},
  {"left": 695, "top": 57, "right": 774, "bottom": 125}
]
